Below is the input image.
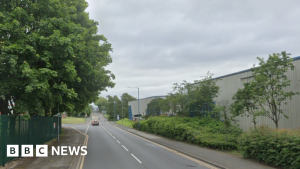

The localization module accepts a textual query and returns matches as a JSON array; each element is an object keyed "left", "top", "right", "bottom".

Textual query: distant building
[
  {"left": 192, "top": 56, "right": 300, "bottom": 130},
  {"left": 128, "top": 96, "right": 169, "bottom": 121}
]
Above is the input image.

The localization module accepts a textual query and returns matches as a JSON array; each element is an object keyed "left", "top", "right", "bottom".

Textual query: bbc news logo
[{"left": 7, "top": 145, "right": 87, "bottom": 157}]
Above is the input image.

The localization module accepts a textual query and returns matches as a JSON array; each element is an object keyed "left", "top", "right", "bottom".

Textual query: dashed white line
[
  {"left": 112, "top": 136, "right": 116, "bottom": 139},
  {"left": 85, "top": 125, "right": 89, "bottom": 134},
  {"left": 116, "top": 140, "right": 121, "bottom": 144},
  {"left": 131, "top": 154, "right": 142, "bottom": 163},
  {"left": 122, "top": 145, "right": 128, "bottom": 151}
]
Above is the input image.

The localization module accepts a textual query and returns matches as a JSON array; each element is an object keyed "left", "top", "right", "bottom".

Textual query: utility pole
[
  {"left": 114, "top": 101, "right": 116, "bottom": 122},
  {"left": 122, "top": 98, "right": 123, "bottom": 126}
]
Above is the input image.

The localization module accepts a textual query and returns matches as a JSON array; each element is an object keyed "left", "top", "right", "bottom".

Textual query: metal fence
[{"left": 0, "top": 115, "right": 61, "bottom": 166}]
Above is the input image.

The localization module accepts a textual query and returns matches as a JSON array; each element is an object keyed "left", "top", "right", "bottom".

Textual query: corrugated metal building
[
  {"left": 211, "top": 56, "right": 300, "bottom": 130},
  {"left": 128, "top": 96, "right": 166, "bottom": 120}
]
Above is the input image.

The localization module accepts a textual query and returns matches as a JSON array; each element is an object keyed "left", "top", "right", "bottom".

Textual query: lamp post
[
  {"left": 128, "top": 87, "right": 140, "bottom": 130},
  {"left": 114, "top": 101, "right": 116, "bottom": 122},
  {"left": 57, "top": 104, "right": 59, "bottom": 142},
  {"left": 121, "top": 97, "right": 123, "bottom": 126}
]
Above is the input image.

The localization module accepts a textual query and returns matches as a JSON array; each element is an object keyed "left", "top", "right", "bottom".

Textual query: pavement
[
  {"left": 7, "top": 114, "right": 276, "bottom": 169},
  {"left": 109, "top": 121, "right": 276, "bottom": 169},
  {"left": 11, "top": 121, "right": 90, "bottom": 169}
]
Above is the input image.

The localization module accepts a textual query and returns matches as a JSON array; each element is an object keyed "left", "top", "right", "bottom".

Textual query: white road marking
[
  {"left": 122, "top": 145, "right": 128, "bottom": 151},
  {"left": 112, "top": 136, "right": 116, "bottom": 139},
  {"left": 131, "top": 154, "right": 142, "bottom": 164},
  {"left": 85, "top": 125, "right": 89, "bottom": 134},
  {"left": 116, "top": 140, "right": 121, "bottom": 144}
]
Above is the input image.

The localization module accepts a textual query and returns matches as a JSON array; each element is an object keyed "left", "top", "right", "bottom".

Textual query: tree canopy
[{"left": 0, "top": 0, "right": 115, "bottom": 116}]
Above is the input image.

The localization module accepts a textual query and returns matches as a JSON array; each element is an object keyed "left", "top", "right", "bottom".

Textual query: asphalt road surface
[{"left": 65, "top": 113, "right": 214, "bottom": 169}]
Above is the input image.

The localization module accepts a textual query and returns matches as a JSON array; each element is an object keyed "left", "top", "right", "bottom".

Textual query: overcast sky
[{"left": 85, "top": 0, "right": 300, "bottom": 99}]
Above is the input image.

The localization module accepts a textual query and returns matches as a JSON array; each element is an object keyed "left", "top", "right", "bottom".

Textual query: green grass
[
  {"left": 62, "top": 117, "right": 85, "bottom": 124},
  {"left": 103, "top": 114, "right": 109, "bottom": 119},
  {"left": 116, "top": 118, "right": 134, "bottom": 128}
]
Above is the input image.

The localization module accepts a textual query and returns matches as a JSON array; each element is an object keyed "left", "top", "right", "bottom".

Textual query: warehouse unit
[
  {"left": 128, "top": 96, "right": 166, "bottom": 121},
  {"left": 207, "top": 56, "right": 300, "bottom": 130}
]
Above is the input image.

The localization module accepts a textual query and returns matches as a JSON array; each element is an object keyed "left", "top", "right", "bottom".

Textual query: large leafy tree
[
  {"left": 95, "top": 97, "right": 108, "bottom": 112},
  {"left": 231, "top": 82, "right": 261, "bottom": 127},
  {"left": 0, "top": 0, "right": 115, "bottom": 116},
  {"left": 145, "top": 97, "right": 164, "bottom": 116},
  {"left": 250, "top": 51, "right": 299, "bottom": 128},
  {"left": 120, "top": 93, "right": 136, "bottom": 118}
]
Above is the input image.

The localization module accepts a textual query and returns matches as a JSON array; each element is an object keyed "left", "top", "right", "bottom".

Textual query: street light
[
  {"left": 121, "top": 97, "right": 123, "bottom": 126},
  {"left": 114, "top": 101, "right": 116, "bottom": 122},
  {"left": 128, "top": 87, "right": 140, "bottom": 130}
]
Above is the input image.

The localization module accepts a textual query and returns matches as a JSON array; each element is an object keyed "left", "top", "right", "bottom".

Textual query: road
[{"left": 65, "top": 113, "right": 215, "bottom": 169}]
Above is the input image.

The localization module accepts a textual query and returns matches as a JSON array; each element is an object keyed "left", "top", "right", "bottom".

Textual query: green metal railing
[{"left": 0, "top": 115, "right": 61, "bottom": 166}]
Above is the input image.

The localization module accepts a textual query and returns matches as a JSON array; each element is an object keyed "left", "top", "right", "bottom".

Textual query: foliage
[
  {"left": 120, "top": 93, "right": 136, "bottom": 118},
  {"left": 231, "top": 82, "right": 262, "bottom": 127},
  {"left": 0, "top": 0, "right": 115, "bottom": 116},
  {"left": 106, "top": 93, "right": 135, "bottom": 121},
  {"left": 239, "top": 125, "right": 300, "bottom": 168},
  {"left": 95, "top": 97, "right": 108, "bottom": 111},
  {"left": 250, "top": 51, "right": 299, "bottom": 128},
  {"left": 133, "top": 116, "right": 242, "bottom": 150},
  {"left": 160, "top": 72, "right": 220, "bottom": 117},
  {"left": 145, "top": 97, "right": 164, "bottom": 116},
  {"left": 116, "top": 118, "right": 134, "bottom": 128}
]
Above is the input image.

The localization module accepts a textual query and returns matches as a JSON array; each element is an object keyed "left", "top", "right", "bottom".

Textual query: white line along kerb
[
  {"left": 131, "top": 154, "right": 142, "bottom": 164},
  {"left": 122, "top": 145, "right": 128, "bottom": 151}
]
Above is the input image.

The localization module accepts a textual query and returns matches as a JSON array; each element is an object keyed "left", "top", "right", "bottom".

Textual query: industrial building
[
  {"left": 128, "top": 96, "right": 166, "bottom": 121},
  {"left": 203, "top": 56, "right": 300, "bottom": 130},
  {"left": 128, "top": 56, "right": 300, "bottom": 130}
]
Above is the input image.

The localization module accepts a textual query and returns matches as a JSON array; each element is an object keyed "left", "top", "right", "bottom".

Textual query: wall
[{"left": 213, "top": 57, "right": 300, "bottom": 130}]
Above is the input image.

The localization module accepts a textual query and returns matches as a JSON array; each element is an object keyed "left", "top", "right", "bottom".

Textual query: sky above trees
[{"left": 85, "top": 0, "right": 300, "bottom": 99}]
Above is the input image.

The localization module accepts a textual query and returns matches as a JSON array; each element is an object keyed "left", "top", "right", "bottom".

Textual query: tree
[
  {"left": 95, "top": 97, "right": 108, "bottom": 112},
  {"left": 231, "top": 82, "right": 261, "bottom": 128},
  {"left": 215, "top": 100, "right": 232, "bottom": 141},
  {"left": 145, "top": 98, "right": 164, "bottom": 116},
  {"left": 251, "top": 51, "right": 299, "bottom": 129},
  {"left": 120, "top": 93, "right": 136, "bottom": 119},
  {"left": 0, "top": 0, "right": 115, "bottom": 116}
]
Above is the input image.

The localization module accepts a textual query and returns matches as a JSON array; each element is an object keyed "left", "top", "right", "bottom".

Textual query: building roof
[
  {"left": 200, "top": 56, "right": 300, "bottom": 82},
  {"left": 128, "top": 95, "right": 166, "bottom": 102}
]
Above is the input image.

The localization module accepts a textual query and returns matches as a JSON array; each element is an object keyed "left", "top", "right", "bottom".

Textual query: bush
[
  {"left": 133, "top": 116, "right": 242, "bottom": 150},
  {"left": 239, "top": 125, "right": 300, "bottom": 168}
]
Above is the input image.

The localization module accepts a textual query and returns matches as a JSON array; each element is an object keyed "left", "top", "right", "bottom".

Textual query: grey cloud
[{"left": 86, "top": 0, "right": 300, "bottom": 99}]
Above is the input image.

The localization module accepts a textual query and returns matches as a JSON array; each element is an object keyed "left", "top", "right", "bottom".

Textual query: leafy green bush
[
  {"left": 133, "top": 116, "right": 242, "bottom": 150},
  {"left": 239, "top": 125, "right": 300, "bottom": 168}
]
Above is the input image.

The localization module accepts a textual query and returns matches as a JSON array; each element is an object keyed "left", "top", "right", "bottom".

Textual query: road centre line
[
  {"left": 116, "top": 140, "right": 121, "bottom": 144},
  {"left": 131, "top": 154, "right": 142, "bottom": 164},
  {"left": 108, "top": 123, "right": 218, "bottom": 169},
  {"left": 122, "top": 145, "right": 129, "bottom": 151},
  {"left": 112, "top": 136, "right": 116, "bottom": 139},
  {"left": 85, "top": 125, "right": 89, "bottom": 134}
]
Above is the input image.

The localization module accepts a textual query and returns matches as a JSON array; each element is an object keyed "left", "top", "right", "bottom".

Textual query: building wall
[
  {"left": 213, "top": 57, "right": 300, "bottom": 130},
  {"left": 128, "top": 96, "right": 166, "bottom": 120}
]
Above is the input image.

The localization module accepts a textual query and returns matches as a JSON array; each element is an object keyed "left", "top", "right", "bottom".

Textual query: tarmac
[
  {"left": 110, "top": 122, "right": 276, "bottom": 169},
  {"left": 7, "top": 117, "right": 276, "bottom": 169}
]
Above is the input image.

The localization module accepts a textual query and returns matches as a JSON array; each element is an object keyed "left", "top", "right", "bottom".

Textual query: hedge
[
  {"left": 133, "top": 116, "right": 242, "bottom": 150},
  {"left": 239, "top": 125, "right": 300, "bottom": 168}
]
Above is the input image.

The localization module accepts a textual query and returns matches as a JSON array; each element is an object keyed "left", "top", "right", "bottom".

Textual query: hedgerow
[
  {"left": 239, "top": 125, "right": 300, "bottom": 169},
  {"left": 133, "top": 116, "right": 242, "bottom": 150}
]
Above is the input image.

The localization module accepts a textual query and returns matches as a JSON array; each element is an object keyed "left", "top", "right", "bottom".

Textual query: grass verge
[
  {"left": 62, "top": 117, "right": 85, "bottom": 124},
  {"left": 116, "top": 118, "right": 134, "bottom": 128},
  {"left": 103, "top": 114, "right": 109, "bottom": 119}
]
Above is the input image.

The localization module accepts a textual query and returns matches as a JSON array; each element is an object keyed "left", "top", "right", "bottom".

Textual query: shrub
[
  {"left": 133, "top": 116, "right": 242, "bottom": 150},
  {"left": 239, "top": 125, "right": 300, "bottom": 168}
]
